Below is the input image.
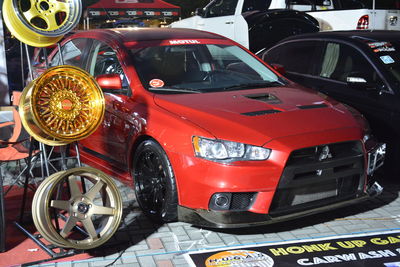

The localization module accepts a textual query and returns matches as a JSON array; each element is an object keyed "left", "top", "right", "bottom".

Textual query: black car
[{"left": 258, "top": 30, "right": 400, "bottom": 175}]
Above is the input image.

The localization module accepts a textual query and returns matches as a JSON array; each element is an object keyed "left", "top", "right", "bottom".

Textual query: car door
[
  {"left": 199, "top": 0, "right": 247, "bottom": 47},
  {"left": 80, "top": 39, "right": 133, "bottom": 170}
]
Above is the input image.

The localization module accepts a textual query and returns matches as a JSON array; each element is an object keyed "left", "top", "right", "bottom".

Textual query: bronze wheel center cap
[{"left": 77, "top": 202, "right": 89, "bottom": 214}]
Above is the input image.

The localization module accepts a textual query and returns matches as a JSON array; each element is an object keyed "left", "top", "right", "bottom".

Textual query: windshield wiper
[
  {"left": 222, "top": 81, "right": 284, "bottom": 91},
  {"left": 148, "top": 87, "right": 202, "bottom": 94}
]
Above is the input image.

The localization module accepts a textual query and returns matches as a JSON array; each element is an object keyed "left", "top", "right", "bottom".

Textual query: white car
[
  {"left": 284, "top": 0, "right": 400, "bottom": 31},
  {"left": 170, "top": 0, "right": 400, "bottom": 50}
]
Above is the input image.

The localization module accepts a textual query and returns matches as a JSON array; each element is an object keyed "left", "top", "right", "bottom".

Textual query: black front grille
[
  {"left": 230, "top": 193, "right": 256, "bottom": 210},
  {"left": 269, "top": 141, "right": 365, "bottom": 217}
]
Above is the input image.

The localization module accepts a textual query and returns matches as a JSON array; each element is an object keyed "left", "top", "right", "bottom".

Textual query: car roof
[
  {"left": 282, "top": 30, "right": 400, "bottom": 44},
  {"left": 72, "top": 27, "right": 226, "bottom": 43}
]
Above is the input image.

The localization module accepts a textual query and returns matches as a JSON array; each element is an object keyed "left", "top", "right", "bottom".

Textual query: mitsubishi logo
[{"left": 318, "top": 145, "right": 332, "bottom": 161}]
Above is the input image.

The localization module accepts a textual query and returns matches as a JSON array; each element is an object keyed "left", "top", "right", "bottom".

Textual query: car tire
[{"left": 132, "top": 139, "right": 178, "bottom": 223}]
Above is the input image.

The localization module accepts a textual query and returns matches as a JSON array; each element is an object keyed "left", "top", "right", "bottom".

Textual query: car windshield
[
  {"left": 130, "top": 44, "right": 285, "bottom": 94},
  {"left": 366, "top": 41, "right": 400, "bottom": 86}
]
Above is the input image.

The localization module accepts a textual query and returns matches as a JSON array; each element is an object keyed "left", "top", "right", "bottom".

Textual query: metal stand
[
  {"left": 0, "top": 166, "right": 5, "bottom": 253},
  {"left": 15, "top": 141, "right": 84, "bottom": 264}
]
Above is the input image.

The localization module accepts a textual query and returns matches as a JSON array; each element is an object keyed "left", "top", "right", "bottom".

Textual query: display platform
[{"left": 1, "top": 172, "right": 400, "bottom": 267}]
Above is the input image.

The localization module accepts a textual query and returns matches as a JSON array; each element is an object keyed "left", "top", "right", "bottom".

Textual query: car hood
[{"left": 153, "top": 86, "right": 360, "bottom": 146}]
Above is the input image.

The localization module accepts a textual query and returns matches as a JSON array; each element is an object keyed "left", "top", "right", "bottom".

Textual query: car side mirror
[
  {"left": 96, "top": 74, "right": 122, "bottom": 91},
  {"left": 271, "top": 63, "right": 286, "bottom": 75},
  {"left": 195, "top": 8, "right": 204, "bottom": 17}
]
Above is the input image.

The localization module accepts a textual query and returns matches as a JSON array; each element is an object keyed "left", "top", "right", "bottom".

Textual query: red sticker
[{"left": 149, "top": 79, "right": 164, "bottom": 88}]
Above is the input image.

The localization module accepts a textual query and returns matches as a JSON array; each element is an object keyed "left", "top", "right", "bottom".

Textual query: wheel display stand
[{"left": 15, "top": 141, "right": 85, "bottom": 265}]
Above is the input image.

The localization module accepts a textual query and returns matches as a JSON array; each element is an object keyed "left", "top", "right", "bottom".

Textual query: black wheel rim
[{"left": 135, "top": 148, "right": 167, "bottom": 217}]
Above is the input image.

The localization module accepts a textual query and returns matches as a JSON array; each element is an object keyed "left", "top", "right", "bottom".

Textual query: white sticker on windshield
[{"left": 380, "top": 55, "right": 395, "bottom": 64}]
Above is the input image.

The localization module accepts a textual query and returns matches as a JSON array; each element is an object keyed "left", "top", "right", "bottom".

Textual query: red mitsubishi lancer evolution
[{"left": 46, "top": 28, "right": 385, "bottom": 228}]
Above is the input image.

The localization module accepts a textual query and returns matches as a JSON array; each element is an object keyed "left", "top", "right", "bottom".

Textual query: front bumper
[
  {"left": 176, "top": 139, "right": 384, "bottom": 228},
  {"left": 178, "top": 182, "right": 382, "bottom": 228}
]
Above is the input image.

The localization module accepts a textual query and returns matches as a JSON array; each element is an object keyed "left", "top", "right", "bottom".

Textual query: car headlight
[{"left": 192, "top": 136, "right": 271, "bottom": 161}]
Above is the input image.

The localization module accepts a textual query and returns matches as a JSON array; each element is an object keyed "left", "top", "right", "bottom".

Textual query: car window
[
  {"left": 319, "top": 42, "right": 379, "bottom": 84},
  {"left": 286, "top": 0, "right": 334, "bottom": 11},
  {"left": 49, "top": 38, "right": 88, "bottom": 68},
  {"left": 131, "top": 43, "right": 285, "bottom": 94},
  {"left": 242, "top": 0, "right": 271, "bottom": 12},
  {"left": 262, "top": 41, "right": 322, "bottom": 75},
  {"left": 88, "top": 40, "right": 130, "bottom": 94},
  {"left": 204, "top": 0, "right": 239, "bottom": 18}
]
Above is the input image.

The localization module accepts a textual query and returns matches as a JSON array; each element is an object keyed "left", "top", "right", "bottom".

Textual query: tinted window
[
  {"left": 366, "top": 41, "right": 400, "bottom": 85},
  {"left": 50, "top": 38, "right": 88, "bottom": 67},
  {"left": 88, "top": 40, "right": 130, "bottom": 93},
  {"left": 319, "top": 42, "right": 378, "bottom": 83},
  {"left": 204, "top": 0, "right": 239, "bottom": 17},
  {"left": 242, "top": 0, "right": 271, "bottom": 12},
  {"left": 263, "top": 41, "right": 321, "bottom": 75}
]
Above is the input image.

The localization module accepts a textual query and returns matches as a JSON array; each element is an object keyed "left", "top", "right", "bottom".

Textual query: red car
[{"left": 44, "top": 28, "right": 384, "bottom": 228}]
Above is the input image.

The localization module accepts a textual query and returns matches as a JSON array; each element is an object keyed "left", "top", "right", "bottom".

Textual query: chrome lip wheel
[
  {"left": 32, "top": 167, "right": 123, "bottom": 249},
  {"left": 3, "top": 0, "right": 82, "bottom": 47}
]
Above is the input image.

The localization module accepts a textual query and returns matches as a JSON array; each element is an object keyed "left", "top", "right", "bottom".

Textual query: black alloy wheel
[{"left": 133, "top": 139, "right": 178, "bottom": 223}]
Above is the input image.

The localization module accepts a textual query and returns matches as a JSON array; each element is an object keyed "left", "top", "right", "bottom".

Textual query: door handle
[
  {"left": 225, "top": 21, "right": 234, "bottom": 24},
  {"left": 197, "top": 23, "right": 205, "bottom": 26}
]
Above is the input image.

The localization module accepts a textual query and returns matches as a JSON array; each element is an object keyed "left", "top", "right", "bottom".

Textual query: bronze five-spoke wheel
[
  {"left": 2, "top": 0, "right": 82, "bottom": 47},
  {"left": 133, "top": 139, "right": 178, "bottom": 223},
  {"left": 32, "top": 167, "right": 123, "bottom": 249}
]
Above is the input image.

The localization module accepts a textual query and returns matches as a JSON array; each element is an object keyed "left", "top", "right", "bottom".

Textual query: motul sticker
[
  {"left": 169, "top": 40, "right": 201, "bottom": 45},
  {"left": 149, "top": 79, "right": 164, "bottom": 88}
]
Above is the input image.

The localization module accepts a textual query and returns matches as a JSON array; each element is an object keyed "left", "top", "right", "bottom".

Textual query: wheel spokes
[
  {"left": 50, "top": 200, "right": 70, "bottom": 210},
  {"left": 92, "top": 205, "right": 115, "bottom": 216},
  {"left": 82, "top": 218, "right": 99, "bottom": 240},
  {"left": 60, "top": 216, "right": 79, "bottom": 238},
  {"left": 43, "top": 13, "right": 60, "bottom": 31},
  {"left": 68, "top": 176, "right": 82, "bottom": 198},
  {"left": 23, "top": 7, "right": 41, "bottom": 22},
  {"left": 51, "top": 0, "right": 69, "bottom": 13},
  {"left": 85, "top": 180, "right": 105, "bottom": 201}
]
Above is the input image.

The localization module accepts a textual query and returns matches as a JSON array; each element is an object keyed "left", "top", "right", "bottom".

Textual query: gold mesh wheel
[
  {"left": 19, "top": 65, "right": 105, "bottom": 146},
  {"left": 32, "top": 167, "right": 123, "bottom": 249},
  {"left": 2, "top": 0, "right": 81, "bottom": 47}
]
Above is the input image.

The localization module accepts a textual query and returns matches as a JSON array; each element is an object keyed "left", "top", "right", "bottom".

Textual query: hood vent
[
  {"left": 298, "top": 104, "right": 328, "bottom": 110},
  {"left": 244, "top": 93, "right": 281, "bottom": 104},
  {"left": 242, "top": 109, "right": 281, "bottom": 116}
]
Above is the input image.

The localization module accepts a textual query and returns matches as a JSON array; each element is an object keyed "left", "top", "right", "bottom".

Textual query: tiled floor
[{"left": 1, "top": 159, "right": 399, "bottom": 266}]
